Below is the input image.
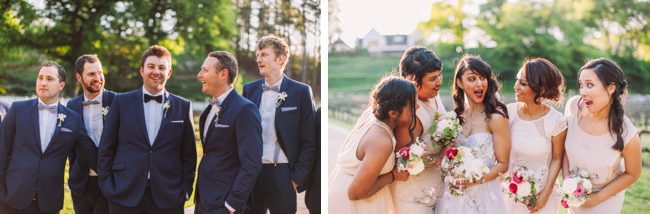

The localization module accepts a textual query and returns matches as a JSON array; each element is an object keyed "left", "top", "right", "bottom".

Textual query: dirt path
[{"left": 328, "top": 123, "right": 351, "bottom": 175}]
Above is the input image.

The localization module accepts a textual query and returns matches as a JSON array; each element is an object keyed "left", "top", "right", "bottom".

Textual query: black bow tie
[
  {"left": 82, "top": 100, "right": 100, "bottom": 106},
  {"left": 144, "top": 94, "right": 163, "bottom": 103},
  {"left": 262, "top": 84, "right": 280, "bottom": 92}
]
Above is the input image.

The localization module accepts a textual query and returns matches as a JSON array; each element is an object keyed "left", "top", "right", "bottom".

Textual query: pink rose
[
  {"left": 513, "top": 171, "right": 523, "bottom": 184},
  {"left": 446, "top": 148, "right": 458, "bottom": 160},
  {"left": 561, "top": 200, "right": 569, "bottom": 208},
  {"left": 574, "top": 184, "right": 585, "bottom": 196},
  {"left": 509, "top": 183, "right": 518, "bottom": 194},
  {"left": 399, "top": 147, "right": 410, "bottom": 159}
]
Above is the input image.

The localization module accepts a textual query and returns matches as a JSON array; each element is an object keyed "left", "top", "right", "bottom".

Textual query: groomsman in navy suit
[
  {"left": 243, "top": 35, "right": 317, "bottom": 214},
  {"left": 0, "top": 61, "right": 98, "bottom": 213},
  {"left": 67, "top": 54, "right": 115, "bottom": 214},
  {"left": 195, "top": 51, "right": 263, "bottom": 214},
  {"left": 0, "top": 100, "right": 9, "bottom": 123},
  {"left": 98, "top": 45, "right": 197, "bottom": 213}
]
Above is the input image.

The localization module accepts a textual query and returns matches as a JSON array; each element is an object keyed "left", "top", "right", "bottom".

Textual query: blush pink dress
[{"left": 564, "top": 96, "right": 638, "bottom": 214}]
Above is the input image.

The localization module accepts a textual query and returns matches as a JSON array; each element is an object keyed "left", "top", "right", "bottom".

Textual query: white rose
[
  {"left": 567, "top": 197, "right": 584, "bottom": 208},
  {"left": 408, "top": 160, "right": 425, "bottom": 175},
  {"left": 410, "top": 143, "right": 425, "bottom": 156},
  {"left": 446, "top": 111, "right": 457, "bottom": 119},
  {"left": 517, "top": 182, "right": 532, "bottom": 197},
  {"left": 437, "top": 119, "right": 452, "bottom": 133},
  {"left": 579, "top": 169, "right": 590, "bottom": 178},
  {"left": 581, "top": 179, "right": 592, "bottom": 191},
  {"left": 561, "top": 178, "right": 578, "bottom": 194}
]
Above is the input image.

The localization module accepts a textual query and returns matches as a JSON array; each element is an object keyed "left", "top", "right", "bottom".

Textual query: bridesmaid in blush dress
[
  {"left": 563, "top": 58, "right": 642, "bottom": 214},
  {"left": 328, "top": 77, "right": 418, "bottom": 214},
  {"left": 391, "top": 47, "right": 449, "bottom": 214},
  {"left": 505, "top": 58, "right": 566, "bottom": 214}
]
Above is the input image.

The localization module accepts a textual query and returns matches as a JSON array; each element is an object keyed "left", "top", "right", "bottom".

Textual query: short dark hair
[
  {"left": 208, "top": 51, "right": 239, "bottom": 84},
  {"left": 75, "top": 54, "right": 100, "bottom": 75},
  {"left": 257, "top": 35, "right": 290, "bottom": 67},
  {"left": 399, "top": 46, "right": 443, "bottom": 87},
  {"left": 40, "top": 61, "right": 66, "bottom": 83},
  {"left": 141, "top": 45, "right": 172, "bottom": 69},
  {"left": 521, "top": 58, "right": 565, "bottom": 104}
]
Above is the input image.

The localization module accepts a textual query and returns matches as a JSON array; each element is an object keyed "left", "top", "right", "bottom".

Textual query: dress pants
[
  {"left": 247, "top": 164, "right": 296, "bottom": 214},
  {"left": 71, "top": 176, "right": 109, "bottom": 214},
  {"left": 107, "top": 184, "right": 183, "bottom": 214}
]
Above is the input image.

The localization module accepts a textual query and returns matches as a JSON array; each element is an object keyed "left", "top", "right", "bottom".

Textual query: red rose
[
  {"left": 446, "top": 148, "right": 458, "bottom": 159},
  {"left": 561, "top": 200, "right": 569, "bottom": 208},
  {"left": 509, "top": 183, "right": 518, "bottom": 194},
  {"left": 399, "top": 147, "right": 411, "bottom": 159},
  {"left": 513, "top": 171, "right": 523, "bottom": 184}
]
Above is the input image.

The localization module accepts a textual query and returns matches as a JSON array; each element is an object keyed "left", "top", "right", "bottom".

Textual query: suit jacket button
[
  {"left": 144, "top": 171, "right": 147, "bottom": 175},
  {"left": 149, "top": 151, "right": 152, "bottom": 154}
]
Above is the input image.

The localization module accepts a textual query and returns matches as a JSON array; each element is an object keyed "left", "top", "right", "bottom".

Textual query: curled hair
[
  {"left": 452, "top": 55, "right": 508, "bottom": 125},
  {"left": 521, "top": 58, "right": 565, "bottom": 104},
  {"left": 578, "top": 58, "right": 628, "bottom": 152},
  {"left": 399, "top": 46, "right": 443, "bottom": 87},
  {"left": 75, "top": 54, "right": 100, "bottom": 76},
  {"left": 257, "top": 35, "right": 291, "bottom": 67},
  {"left": 370, "top": 76, "right": 418, "bottom": 142},
  {"left": 141, "top": 45, "right": 172, "bottom": 69},
  {"left": 40, "top": 61, "right": 66, "bottom": 83}
]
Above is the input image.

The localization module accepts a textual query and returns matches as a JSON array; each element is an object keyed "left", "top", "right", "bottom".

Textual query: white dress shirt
[
  {"left": 143, "top": 87, "right": 164, "bottom": 146},
  {"left": 83, "top": 91, "right": 103, "bottom": 176},
  {"left": 38, "top": 98, "right": 58, "bottom": 153},
  {"left": 259, "top": 78, "right": 288, "bottom": 164},
  {"left": 203, "top": 88, "right": 233, "bottom": 138}
]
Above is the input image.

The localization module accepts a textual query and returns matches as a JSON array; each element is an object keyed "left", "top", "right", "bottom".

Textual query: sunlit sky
[{"left": 336, "top": 0, "right": 489, "bottom": 48}]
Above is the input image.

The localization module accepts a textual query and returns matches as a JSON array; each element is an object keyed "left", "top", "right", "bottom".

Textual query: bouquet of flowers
[
  {"left": 500, "top": 165, "right": 542, "bottom": 206},
  {"left": 428, "top": 111, "right": 462, "bottom": 147},
  {"left": 396, "top": 138, "right": 430, "bottom": 175},
  {"left": 440, "top": 147, "right": 490, "bottom": 196},
  {"left": 557, "top": 168, "right": 593, "bottom": 208}
]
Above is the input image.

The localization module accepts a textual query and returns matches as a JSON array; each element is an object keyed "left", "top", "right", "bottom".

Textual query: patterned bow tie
[
  {"left": 144, "top": 94, "right": 163, "bottom": 103},
  {"left": 38, "top": 103, "right": 57, "bottom": 114},
  {"left": 82, "top": 100, "right": 100, "bottom": 106},
  {"left": 262, "top": 84, "right": 280, "bottom": 92},
  {"left": 209, "top": 98, "right": 221, "bottom": 107}
]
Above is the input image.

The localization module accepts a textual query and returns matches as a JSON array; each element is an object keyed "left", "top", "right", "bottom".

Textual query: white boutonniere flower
[
  {"left": 102, "top": 106, "right": 110, "bottom": 120},
  {"left": 57, "top": 113, "right": 66, "bottom": 127},
  {"left": 275, "top": 92, "right": 288, "bottom": 108},
  {"left": 163, "top": 100, "right": 170, "bottom": 117},
  {"left": 214, "top": 106, "right": 221, "bottom": 126}
]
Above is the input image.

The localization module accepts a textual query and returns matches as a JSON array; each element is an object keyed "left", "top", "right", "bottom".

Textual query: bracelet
[{"left": 389, "top": 171, "right": 395, "bottom": 183}]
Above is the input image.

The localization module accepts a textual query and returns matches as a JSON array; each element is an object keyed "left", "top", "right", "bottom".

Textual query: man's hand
[{"left": 292, "top": 180, "right": 298, "bottom": 191}]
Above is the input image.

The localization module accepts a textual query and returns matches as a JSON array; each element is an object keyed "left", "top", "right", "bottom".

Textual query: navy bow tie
[
  {"left": 38, "top": 103, "right": 57, "bottom": 114},
  {"left": 82, "top": 100, "right": 100, "bottom": 106},
  {"left": 144, "top": 94, "right": 163, "bottom": 103},
  {"left": 262, "top": 84, "right": 280, "bottom": 92},
  {"left": 209, "top": 98, "right": 221, "bottom": 107}
]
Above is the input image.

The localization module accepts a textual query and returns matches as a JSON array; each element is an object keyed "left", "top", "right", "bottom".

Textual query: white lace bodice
[{"left": 458, "top": 133, "right": 496, "bottom": 168}]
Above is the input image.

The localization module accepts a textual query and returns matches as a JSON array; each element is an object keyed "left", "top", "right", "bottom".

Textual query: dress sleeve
[
  {"left": 564, "top": 95, "right": 580, "bottom": 121},
  {"left": 622, "top": 116, "right": 638, "bottom": 147},
  {"left": 552, "top": 109, "right": 568, "bottom": 136}
]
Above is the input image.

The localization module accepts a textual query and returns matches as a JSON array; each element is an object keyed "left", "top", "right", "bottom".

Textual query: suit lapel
[
  {"left": 153, "top": 91, "right": 171, "bottom": 145},
  {"left": 29, "top": 100, "right": 42, "bottom": 152},
  {"left": 205, "top": 90, "right": 236, "bottom": 143},
  {"left": 134, "top": 89, "right": 151, "bottom": 144},
  {"left": 250, "top": 80, "right": 263, "bottom": 108},
  {"left": 199, "top": 104, "right": 211, "bottom": 145},
  {"left": 274, "top": 77, "right": 290, "bottom": 151},
  {"left": 101, "top": 90, "right": 112, "bottom": 123},
  {"left": 45, "top": 104, "right": 64, "bottom": 153}
]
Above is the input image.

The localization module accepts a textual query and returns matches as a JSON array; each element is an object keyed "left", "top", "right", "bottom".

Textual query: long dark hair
[
  {"left": 578, "top": 58, "right": 628, "bottom": 152},
  {"left": 399, "top": 46, "right": 443, "bottom": 87},
  {"left": 452, "top": 55, "right": 508, "bottom": 125},
  {"left": 370, "top": 76, "right": 418, "bottom": 142},
  {"left": 521, "top": 58, "right": 565, "bottom": 104}
]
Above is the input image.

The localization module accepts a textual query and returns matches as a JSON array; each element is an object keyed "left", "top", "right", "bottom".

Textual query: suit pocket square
[
  {"left": 214, "top": 124, "right": 230, "bottom": 128},
  {"left": 171, "top": 120, "right": 184, "bottom": 123},
  {"left": 61, "top": 128, "right": 73, "bottom": 132},
  {"left": 281, "top": 107, "right": 297, "bottom": 112}
]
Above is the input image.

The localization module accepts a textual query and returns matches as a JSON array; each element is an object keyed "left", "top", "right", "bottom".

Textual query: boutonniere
[
  {"left": 213, "top": 106, "right": 222, "bottom": 126},
  {"left": 275, "top": 92, "right": 288, "bottom": 108},
  {"left": 162, "top": 100, "right": 170, "bottom": 117},
  {"left": 102, "top": 106, "right": 110, "bottom": 120},
  {"left": 57, "top": 113, "right": 66, "bottom": 127}
]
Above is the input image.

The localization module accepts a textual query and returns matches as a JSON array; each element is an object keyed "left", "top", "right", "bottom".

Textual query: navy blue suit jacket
[
  {"left": 97, "top": 88, "right": 197, "bottom": 209},
  {"left": 0, "top": 100, "right": 9, "bottom": 123},
  {"left": 196, "top": 89, "right": 263, "bottom": 212},
  {"left": 0, "top": 99, "right": 98, "bottom": 212},
  {"left": 66, "top": 89, "right": 116, "bottom": 197},
  {"left": 242, "top": 76, "right": 316, "bottom": 191}
]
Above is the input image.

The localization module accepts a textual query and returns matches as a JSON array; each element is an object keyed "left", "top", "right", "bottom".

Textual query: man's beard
[{"left": 82, "top": 80, "right": 102, "bottom": 93}]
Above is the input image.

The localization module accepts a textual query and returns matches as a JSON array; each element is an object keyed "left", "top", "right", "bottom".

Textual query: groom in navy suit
[
  {"left": 195, "top": 51, "right": 263, "bottom": 214},
  {"left": 0, "top": 61, "right": 98, "bottom": 213},
  {"left": 98, "top": 45, "right": 197, "bottom": 213},
  {"left": 243, "top": 35, "right": 316, "bottom": 214},
  {"left": 67, "top": 54, "right": 115, "bottom": 214}
]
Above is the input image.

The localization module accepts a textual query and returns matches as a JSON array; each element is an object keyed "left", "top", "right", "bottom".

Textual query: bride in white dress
[
  {"left": 436, "top": 55, "right": 510, "bottom": 214},
  {"left": 505, "top": 58, "right": 567, "bottom": 213},
  {"left": 391, "top": 47, "right": 449, "bottom": 214}
]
